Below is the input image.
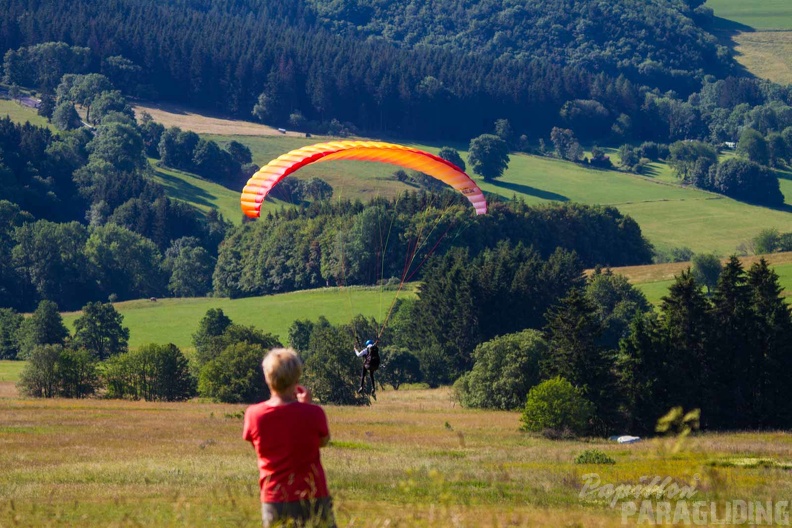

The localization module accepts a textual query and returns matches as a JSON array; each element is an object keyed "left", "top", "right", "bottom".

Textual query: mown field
[
  {"left": 706, "top": 0, "right": 792, "bottom": 30},
  {"left": 61, "top": 286, "right": 416, "bottom": 350},
  {"left": 1, "top": 381, "right": 791, "bottom": 527},
  {"left": 0, "top": 98, "right": 52, "bottom": 129},
  {"left": 707, "top": 0, "right": 792, "bottom": 84}
]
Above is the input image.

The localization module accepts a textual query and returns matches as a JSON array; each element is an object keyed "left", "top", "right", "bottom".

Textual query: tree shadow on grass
[
  {"left": 490, "top": 180, "right": 569, "bottom": 202},
  {"left": 152, "top": 168, "right": 217, "bottom": 209}
]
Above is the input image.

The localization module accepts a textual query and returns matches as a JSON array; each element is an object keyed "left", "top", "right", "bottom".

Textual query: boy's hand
[{"left": 296, "top": 385, "right": 312, "bottom": 404}]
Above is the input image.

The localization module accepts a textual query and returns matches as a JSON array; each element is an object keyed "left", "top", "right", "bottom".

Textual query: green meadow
[
  {"left": 62, "top": 285, "right": 416, "bottom": 350},
  {"left": 706, "top": 0, "right": 792, "bottom": 30},
  {"left": 706, "top": 0, "right": 792, "bottom": 84},
  {"left": 0, "top": 98, "right": 52, "bottom": 129},
  {"left": 149, "top": 161, "right": 247, "bottom": 225}
]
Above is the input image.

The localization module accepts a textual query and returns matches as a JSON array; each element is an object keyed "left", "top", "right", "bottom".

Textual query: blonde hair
[{"left": 262, "top": 348, "right": 303, "bottom": 392}]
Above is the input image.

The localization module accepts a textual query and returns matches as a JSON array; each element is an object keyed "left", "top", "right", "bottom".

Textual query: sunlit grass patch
[{"left": 706, "top": 457, "right": 792, "bottom": 469}]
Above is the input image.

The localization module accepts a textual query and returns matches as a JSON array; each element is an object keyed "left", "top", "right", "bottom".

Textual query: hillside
[
  {"left": 307, "top": 0, "right": 729, "bottom": 85},
  {"left": 61, "top": 286, "right": 417, "bottom": 350},
  {"left": 4, "top": 96, "right": 792, "bottom": 256}
]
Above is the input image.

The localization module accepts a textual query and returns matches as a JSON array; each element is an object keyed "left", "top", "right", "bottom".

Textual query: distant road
[{"left": 132, "top": 101, "right": 306, "bottom": 137}]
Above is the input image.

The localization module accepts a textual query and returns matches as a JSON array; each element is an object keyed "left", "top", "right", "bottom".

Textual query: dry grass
[
  {"left": 132, "top": 101, "right": 313, "bottom": 137},
  {"left": 731, "top": 30, "right": 792, "bottom": 85},
  {"left": 2, "top": 385, "right": 791, "bottom": 526},
  {"left": 587, "top": 251, "right": 792, "bottom": 283}
]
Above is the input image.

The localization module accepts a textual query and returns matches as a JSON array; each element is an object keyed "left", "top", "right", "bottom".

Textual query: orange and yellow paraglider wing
[{"left": 240, "top": 141, "right": 487, "bottom": 218}]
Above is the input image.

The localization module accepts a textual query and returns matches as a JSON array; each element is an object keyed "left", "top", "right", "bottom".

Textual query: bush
[
  {"left": 520, "top": 376, "right": 594, "bottom": 436},
  {"left": 17, "top": 344, "right": 65, "bottom": 398},
  {"left": 380, "top": 348, "right": 422, "bottom": 390},
  {"left": 753, "top": 228, "right": 780, "bottom": 255},
  {"left": 103, "top": 343, "right": 195, "bottom": 401},
  {"left": 17, "top": 345, "right": 99, "bottom": 398},
  {"left": 198, "top": 342, "right": 269, "bottom": 403},
  {"left": 454, "top": 330, "right": 545, "bottom": 410},
  {"left": 575, "top": 449, "right": 616, "bottom": 465}
]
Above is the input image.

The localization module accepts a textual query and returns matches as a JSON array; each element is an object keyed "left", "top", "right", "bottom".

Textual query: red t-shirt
[{"left": 243, "top": 401, "right": 330, "bottom": 503}]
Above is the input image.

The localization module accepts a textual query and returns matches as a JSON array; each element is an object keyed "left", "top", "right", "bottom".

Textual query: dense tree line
[{"left": 213, "top": 194, "right": 653, "bottom": 299}]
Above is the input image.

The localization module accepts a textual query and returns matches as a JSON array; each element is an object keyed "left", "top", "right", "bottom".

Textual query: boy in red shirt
[{"left": 243, "top": 348, "right": 335, "bottom": 527}]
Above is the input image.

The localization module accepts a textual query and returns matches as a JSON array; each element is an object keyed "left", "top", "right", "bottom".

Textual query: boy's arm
[{"left": 354, "top": 347, "right": 368, "bottom": 357}]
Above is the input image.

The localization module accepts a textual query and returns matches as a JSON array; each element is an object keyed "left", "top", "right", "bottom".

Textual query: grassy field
[
  {"left": 706, "top": 0, "right": 792, "bottom": 30},
  {"left": 61, "top": 286, "right": 417, "bottom": 350},
  {"left": 706, "top": 0, "right": 792, "bottom": 84},
  {"left": 605, "top": 252, "right": 792, "bottom": 304},
  {"left": 0, "top": 98, "right": 52, "bottom": 129},
  {"left": 149, "top": 161, "right": 248, "bottom": 225},
  {"left": 1, "top": 385, "right": 791, "bottom": 527}
]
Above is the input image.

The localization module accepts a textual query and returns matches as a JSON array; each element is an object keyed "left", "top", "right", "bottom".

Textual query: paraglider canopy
[{"left": 240, "top": 140, "right": 487, "bottom": 218}]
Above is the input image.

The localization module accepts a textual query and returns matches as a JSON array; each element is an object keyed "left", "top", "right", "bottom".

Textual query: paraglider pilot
[{"left": 354, "top": 339, "right": 380, "bottom": 396}]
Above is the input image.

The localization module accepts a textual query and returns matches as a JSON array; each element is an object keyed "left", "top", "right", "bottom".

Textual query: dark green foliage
[
  {"left": 737, "top": 128, "right": 770, "bottom": 166},
  {"left": 712, "top": 158, "right": 783, "bottom": 207},
  {"left": 617, "top": 144, "right": 640, "bottom": 171},
  {"left": 226, "top": 141, "right": 253, "bottom": 165},
  {"left": 214, "top": 197, "right": 652, "bottom": 299},
  {"left": 706, "top": 257, "right": 754, "bottom": 429},
  {"left": 16, "top": 300, "right": 69, "bottom": 358},
  {"left": 550, "top": 127, "right": 583, "bottom": 162},
  {"left": 468, "top": 134, "right": 510, "bottom": 180},
  {"left": 588, "top": 146, "right": 612, "bottom": 169},
  {"left": 104, "top": 343, "right": 196, "bottom": 401},
  {"left": 453, "top": 330, "right": 545, "bottom": 410},
  {"left": 37, "top": 93, "right": 56, "bottom": 119},
  {"left": 84, "top": 223, "right": 167, "bottom": 301},
  {"left": 438, "top": 147, "right": 466, "bottom": 172},
  {"left": 302, "top": 321, "right": 368, "bottom": 405},
  {"left": 410, "top": 242, "right": 585, "bottom": 385},
  {"left": 139, "top": 112, "right": 165, "bottom": 158},
  {"left": 0, "top": 308, "right": 23, "bottom": 359},
  {"left": 72, "top": 302, "right": 130, "bottom": 360},
  {"left": 753, "top": 228, "right": 780, "bottom": 254},
  {"left": 691, "top": 254, "right": 722, "bottom": 294},
  {"left": 585, "top": 268, "right": 650, "bottom": 350},
  {"left": 288, "top": 319, "right": 317, "bottom": 355},
  {"left": 493, "top": 119, "right": 513, "bottom": 146},
  {"left": 746, "top": 259, "right": 792, "bottom": 427},
  {"left": 17, "top": 344, "right": 64, "bottom": 398},
  {"left": 520, "top": 376, "right": 594, "bottom": 436},
  {"left": 3, "top": 42, "right": 91, "bottom": 91},
  {"left": 198, "top": 342, "right": 268, "bottom": 403},
  {"left": 575, "top": 449, "right": 616, "bottom": 465},
  {"left": 192, "top": 308, "right": 233, "bottom": 361},
  {"left": 197, "top": 324, "right": 281, "bottom": 369},
  {"left": 542, "top": 287, "right": 618, "bottom": 432},
  {"left": 164, "top": 238, "right": 215, "bottom": 297},
  {"left": 17, "top": 345, "right": 98, "bottom": 398},
  {"left": 51, "top": 102, "right": 82, "bottom": 130},
  {"left": 379, "top": 348, "right": 422, "bottom": 390},
  {"left": 667, "top": 141, "right": 717, "bottom": 183},
  {"left": 0, "top": 0, "right": 736, "bottom": 143}
]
